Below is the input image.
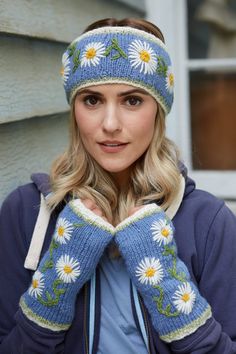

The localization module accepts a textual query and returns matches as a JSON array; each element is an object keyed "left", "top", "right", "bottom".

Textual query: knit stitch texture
[
  {"left": 61, "top": 26, "right": 174, "bottom": 114},
  {"left": 115, "top": 204, "right": 212, "bottom": 342},
  {"left": 20, "top": 199, "right": 114, "bottom": 331}
]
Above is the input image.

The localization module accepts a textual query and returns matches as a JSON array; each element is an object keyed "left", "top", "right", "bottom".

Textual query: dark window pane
[{"left": 190, "top": 71, "right": 236, "bottom": 170}]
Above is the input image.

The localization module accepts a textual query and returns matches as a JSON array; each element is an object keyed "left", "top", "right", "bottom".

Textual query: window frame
[{"left": 146, "top": 0, "right": 236, "bottom": 198}]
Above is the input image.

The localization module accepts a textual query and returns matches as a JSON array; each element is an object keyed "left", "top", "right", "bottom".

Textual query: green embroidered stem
[
  {"left": 153, "top": 285, "right": 180, "bottom": 317},
  {"left": 41, "top": 239, "right": 59, "bottom": 273},
  {"left": 163, "top": 245, "right": 187, "bottom": 282},
  {"left": 41, "top": 224, "right": 83, "bottom": 273},
  {"left": 68, "top": 43, "right": 77, "bottom": 57},
  {"left": 72, "top": 50, "right": 81, "bottom": 73},
  {"left": 105, "top": 38, "right": 127, "bottom": 60},
  {"left": 37, "top": 279, "right": 66, "bottom": 307},
  {"left": 156, "top": 56, "right": 168, "bottom": 76}
]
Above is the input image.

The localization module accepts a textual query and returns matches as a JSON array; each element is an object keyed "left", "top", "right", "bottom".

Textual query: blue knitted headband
[{"left": 61, "top": 26, "right": 174, "bottom": 114}]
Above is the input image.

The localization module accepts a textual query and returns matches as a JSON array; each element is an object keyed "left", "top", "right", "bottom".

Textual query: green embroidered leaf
[
  {"left": 37, "top": 279, "right": 66, "bottom": 307},
  {"left": 41, "top": 260, "right": 54, "bottom": 273},
  {"left": 41, "top": 239, "right": 59, "bottom": 273},
  {"left": 105, "top": 38, "right": 127, "bottom": 60},
  {"left": 104, "top": 45, "right": 113, "bottom": 57},
  {"left": 156, "top": 56, "right": 168, "bottom": 76},
  {"left": 163, "top": 245, "right": 187, "bottom": 282},
  {"left": 68, "top": 43, "right": 77, "bottom": 57},
  {"left": 168, "top": 269, "right": 187, "bottom": 282},
  {"left": 162, "top": 245, "right": 175, "bottom": 257},
  {"left": 50, "top": 239, "right": 59, "bottom": 252},
  {"left": 72, "top": 50, "right": 81, "bottom": 73},
  {"left": 45, "top": 291, "right": 53, "bottom": 301},
  {"left": 153, "top": 285, "right": 180, "bottom": 317}
]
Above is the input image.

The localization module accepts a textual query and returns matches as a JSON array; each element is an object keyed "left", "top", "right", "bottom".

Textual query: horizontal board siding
[
  {"left": 0, "top": 34, "right": 68, "bottom": 124},
  {"left": 0, "top": 1, "right": 144, "bottom": 124},
  {"left": 0, "top": 113, "right": 69, "bottom": 204},
  {"left": 116, "top": 0, "right": 145, "bottom": 11},
  {"left": 0, "top": 0, "right": 144, "bottom": 204},
  {"left": 0, "top": 0, "right": 144, "bottom": 42}
]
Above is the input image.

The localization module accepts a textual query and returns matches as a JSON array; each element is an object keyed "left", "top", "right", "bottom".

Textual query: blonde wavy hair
[{"left": 48, "top": 18, "right": 181, "bottom": 225}]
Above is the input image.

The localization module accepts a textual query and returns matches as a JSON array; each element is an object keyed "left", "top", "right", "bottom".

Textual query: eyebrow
[
  {"left": 118, "top": 88, "right": 149, "bottom": 97},
  {"left": 77, "top": 89, "right": 103, "bottom": 96},
  {"left": 77, "top": 88, "right": 149, "bottom": 97}
]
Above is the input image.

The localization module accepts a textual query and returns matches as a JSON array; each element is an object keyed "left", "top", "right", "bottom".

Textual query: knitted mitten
[
  {"left": 115, "top": 204, "right": 211, "bottom": 342},
  {"left": 20, "top": 199, "right": 114, "bottom": 331}
]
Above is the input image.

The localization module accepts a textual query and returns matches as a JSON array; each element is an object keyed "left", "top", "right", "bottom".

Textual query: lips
[
  {"left": 98, "top": 141, "right": 128, "bottom": 153},
  {"left": 99, "top": 141, "right": 127, "bottom": 146}
]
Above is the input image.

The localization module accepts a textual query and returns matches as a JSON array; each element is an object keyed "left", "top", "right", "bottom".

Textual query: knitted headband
[{"left": 61, "top": 26, "right": 174, "bottom": 114}]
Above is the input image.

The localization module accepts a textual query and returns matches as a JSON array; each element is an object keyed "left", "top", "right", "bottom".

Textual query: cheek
[
  {"left": 137, "top": 116, "right": 156, "bottom": 140},
  {"left": 74, "top": 109, "right": 94, "bottom": 137}
]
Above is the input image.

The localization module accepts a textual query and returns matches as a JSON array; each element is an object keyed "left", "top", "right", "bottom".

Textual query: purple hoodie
[{"left": 0, "top": 170, "right": 236, "bottom": 353}]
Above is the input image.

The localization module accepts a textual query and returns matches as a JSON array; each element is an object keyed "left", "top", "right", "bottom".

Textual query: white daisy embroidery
[
  {"left": 28, "top": 271, "right": 45, "bottom": 298},
  {"left": 128, "top": 40, "right": 157, "bottom": 74},
  {"left": 151, "top": 219, "right": 174, "bottom": 246},
  {"left": 56, "top": 255, "right": 81, "bottom": 283},
  {"left": 172, "top": 282, "right": 196, "bottom": 315},
  {"left": 61, "top": 52, "right": 70, "bottom": 84},
  {"left": 54, "top": 218, "right": 73, "bottom": 244},
  {"left": 165, "top": 66, "right": 174, "bottom": 93},
  {"left": 136, "top": 257, "right": 164, "bottom": 285},
  {"left": 81, "top": 42, "right": 105, "bottom": 67}
]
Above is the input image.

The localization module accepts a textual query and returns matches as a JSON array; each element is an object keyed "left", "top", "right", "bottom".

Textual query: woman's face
[{"left": 74, "top": 84, "right": 158, "bottom": 185}]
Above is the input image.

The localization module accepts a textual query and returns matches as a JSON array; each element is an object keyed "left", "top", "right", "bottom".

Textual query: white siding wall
[{"left": 0, "top": 0, "right": 145, "bottom": 204}]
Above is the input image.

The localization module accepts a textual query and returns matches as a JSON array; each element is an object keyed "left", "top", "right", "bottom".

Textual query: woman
[{"left": 0, "top": 18, "right": 236, "bottom": 354}]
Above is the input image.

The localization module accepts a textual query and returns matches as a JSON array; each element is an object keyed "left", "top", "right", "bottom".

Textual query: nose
[{"left": 102, "top": 104, "right": 121, "bottom": 133}]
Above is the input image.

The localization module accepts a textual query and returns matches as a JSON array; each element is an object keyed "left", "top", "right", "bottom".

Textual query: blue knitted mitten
[
  {"left": 115, "top": 204, "right": 211, "bottom": 342},
  {"left": 20, "top": 199, "right": 114, "bottom": 331}
]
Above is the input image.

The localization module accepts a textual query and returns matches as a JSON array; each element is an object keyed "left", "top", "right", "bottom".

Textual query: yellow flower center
[
  {"left": 32, "top": 279, "right": 38, "bottom": 289},
  {"left": 169, "top": 73, "right": 174, "bottom": 86},
  {"left": 145, "top": 267, "right": 156, "bottom": 278},
  {"left": 58, "top": 226, "right": 65, "bottom": 237},
  {"left": 181, "top": 293, "right": 190, "bottom": 302},
  {"left": 86, "top": 48, "right": 96, "bottom": 59},
  {"left": 64, "top": 265, "right": 73, "bottom": 274},
  {"left": 139, "top": 50, "right": 150, "bottom": 63},
  {"left": 161, "top": 228, "right": 169, "bottom": 238}
]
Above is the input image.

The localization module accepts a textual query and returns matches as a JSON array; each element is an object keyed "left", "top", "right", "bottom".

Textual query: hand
[
  {"left": 115, "top": 204, "right": 211, "bottom": 342},
  {"left": 20, "top": 198, "right": 114, "bottom": 331},
  {"left": 81, "top": 198, "right": 108, "bottom": 222},
  {"left": 128, "top": 205, "right": 144, "bottom": 217}
]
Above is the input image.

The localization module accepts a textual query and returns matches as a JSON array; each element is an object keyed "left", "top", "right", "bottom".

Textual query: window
[{"left": 146, "top": 0, "right": 236, "bottom": 198}]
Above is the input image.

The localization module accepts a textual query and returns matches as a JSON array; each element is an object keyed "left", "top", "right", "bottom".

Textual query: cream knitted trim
[
  {"left": 20, "top": 298, "right": 70, "bottom": 332},
  {"left": 115, "top": 204, "right": 162, "bottom": 231},
  {"left": 71, "top": 26, "right": 168, "bottom": 51},
  {"left": 70, "top": 78, "right": 168, "bottom": 114},
  {"left": 69, "top": 199, "right": 115, "bottom": 234},
  {"left": 160, "top": 306, "right": 212, "bottom": 343}
]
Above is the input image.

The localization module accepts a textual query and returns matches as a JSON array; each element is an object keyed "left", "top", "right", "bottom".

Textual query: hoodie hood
[
  {"left": 178, "top": 161, "right": 196, "bottom": 199},
  {"left": 31, "top": 173, "right": 51, "bottom": 198}
]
